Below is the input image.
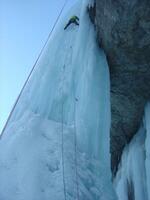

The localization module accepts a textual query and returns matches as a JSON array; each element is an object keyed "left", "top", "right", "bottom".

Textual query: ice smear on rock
[{"left": 0, "top": 0, "right": 117, "bottom": 199}]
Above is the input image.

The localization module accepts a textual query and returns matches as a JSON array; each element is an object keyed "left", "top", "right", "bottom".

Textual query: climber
[{"left": 64, "top": 15, "right": 79, "bottom": 30}]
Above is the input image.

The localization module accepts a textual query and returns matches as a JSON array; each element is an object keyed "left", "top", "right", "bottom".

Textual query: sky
[{"left": 0, "top": 0, "right": 76, "bottom": 133}]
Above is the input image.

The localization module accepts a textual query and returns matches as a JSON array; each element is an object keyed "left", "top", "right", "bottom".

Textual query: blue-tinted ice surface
[
  {"left": 114, "top": 103, "right": 150, "bottom": 200},
  {"left": 0, "top": 0, "right": 117, "bottom": 199}
]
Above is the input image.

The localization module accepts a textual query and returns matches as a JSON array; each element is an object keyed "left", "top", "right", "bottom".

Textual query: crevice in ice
[{"left": 127, "top": 179, "right": 135, "bottom": 200}]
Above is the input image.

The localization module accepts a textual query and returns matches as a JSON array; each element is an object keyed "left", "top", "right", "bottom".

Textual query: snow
[
  {"left": 114, "top": 103, "right": 150, "bottom": 200},
  {"left": 0, "top": 0, "right": 117, "bottom": 199}
]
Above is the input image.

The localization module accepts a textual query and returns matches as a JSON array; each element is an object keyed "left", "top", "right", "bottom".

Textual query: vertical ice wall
[
  {"left": 145, "top": 104, "right": 150, "bottom": 200},
  {"left": 0, "top": 0, "right": 117, "bottom": 199},
  {"left": 114, "top": 103, "right": 150, "bottom": 200}
]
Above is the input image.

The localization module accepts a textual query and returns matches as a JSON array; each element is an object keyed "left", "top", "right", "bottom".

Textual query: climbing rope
[
  {"left": 61, "top": 98, "right": 66, "bottom": 200},
  {"left": 74, "top": 96, "right": 80, "bottom": 200},
  {"left": 0, "top": 0, "right": 69, "bottom": 139},
  {"left": 61, "top": 32, "right": 80, "bottom": 200},
  {"left": 1, "top": 0, "right": 80, "bottom": 199},
  {"left": 61, "top": 86, "right": 80, "bottom": 200},
  {"left": 61, "top": 36, "right": 72, "bottom": 200}
]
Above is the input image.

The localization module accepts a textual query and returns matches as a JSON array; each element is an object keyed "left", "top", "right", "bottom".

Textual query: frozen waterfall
[
  {"left": 114, "top": 103, "right": 150, "bottom": 200},
  {"left": 0, "top": 0, "right": 117, "bottom": 200}
]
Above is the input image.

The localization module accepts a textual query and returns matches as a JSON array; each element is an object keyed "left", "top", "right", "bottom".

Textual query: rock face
[{"left": 95, "top": 0, "right": 150, "bottom": 174}]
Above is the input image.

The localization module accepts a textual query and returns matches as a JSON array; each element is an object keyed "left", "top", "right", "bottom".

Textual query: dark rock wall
[{"left": 95, "top": 0, "right": 150, "bottom": 174}]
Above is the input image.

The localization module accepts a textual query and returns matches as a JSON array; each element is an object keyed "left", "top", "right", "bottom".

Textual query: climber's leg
[
  {"left": 64, "top": 21, "right": 72, "bottom": 30},
  {"left": 74, "top": 21, "right": 79, "bottom": 26}
]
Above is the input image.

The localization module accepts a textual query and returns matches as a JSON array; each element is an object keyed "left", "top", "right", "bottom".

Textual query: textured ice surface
[
  {"left": 114, "top": 103, "right": 150, "bottom": 200},
  {"left": 0, "top": 0, "right": 117, "bottom": 199},
  {"left": 144, "top": 103, "right": 150, "bottom": 200}
]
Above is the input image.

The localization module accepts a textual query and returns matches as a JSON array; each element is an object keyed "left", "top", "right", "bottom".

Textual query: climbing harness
[{"left": 0, "top": 0, "right": 69, "bottom": 139}]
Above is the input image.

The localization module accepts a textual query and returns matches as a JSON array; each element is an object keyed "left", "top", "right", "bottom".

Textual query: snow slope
[
  {"left": 0, "top": 0, "right": 117, "bottom": 199},
  {"left": 114, "top": 103, "right": 150, "bottom": 200}
]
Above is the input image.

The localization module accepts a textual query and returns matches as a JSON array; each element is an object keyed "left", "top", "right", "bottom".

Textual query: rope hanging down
[
  {"left": 61, "top": 36, "right": 80, "bottom": 200},
  {"left": 74, "top": 97, "right": 80, "bottom": 200},
  {"left": 61, "top": 37, "right": 72, "bottom": 200},
  {"left": 1, "top": 1, "right": 80, "bottom": 199},
  {"left": 0, "top": 0, "right": 69, "bottom": 139},
  {"left": 61, "top": 99, "right": 66, "bottom": 200}
]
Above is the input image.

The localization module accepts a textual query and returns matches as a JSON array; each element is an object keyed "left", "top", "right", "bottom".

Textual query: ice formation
[
  {"left": 0, "top": 0, "right": 117, "bottom": 199},
  {"left": 114, "top": 103, "right": 150, "bottom": 200}
]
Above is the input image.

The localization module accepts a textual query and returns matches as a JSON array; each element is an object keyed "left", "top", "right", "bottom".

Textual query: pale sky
[{"left": 0, "top": 0, "right": 76, "bottom": 133}]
